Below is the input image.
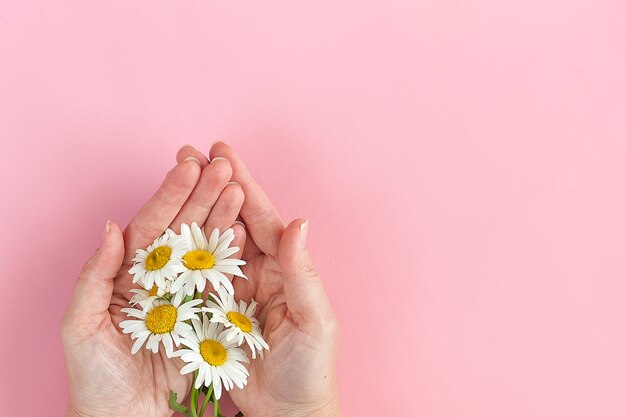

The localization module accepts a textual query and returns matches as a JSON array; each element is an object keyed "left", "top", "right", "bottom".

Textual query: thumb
[
  {"left": 63, "top": 221, "right": 125, "bottom": 329},
  {"left": 278, "top": 219, "right": 334, "bottom": 328}
]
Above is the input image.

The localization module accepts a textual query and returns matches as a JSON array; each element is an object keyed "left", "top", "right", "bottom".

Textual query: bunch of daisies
[{"left": 119, "top": 222, "right": 268, "bottom": 417}]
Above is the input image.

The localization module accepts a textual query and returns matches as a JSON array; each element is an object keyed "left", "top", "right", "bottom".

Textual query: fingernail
[
  {"left": 184, "top": 156, "right": 201, "bottom": 165},
  {"left": 210, "top": 156, "right": 229, "bottom": 164},
  {"left": 179, "top": 144, "right": 195, "bottom": 151},
  {"left": 299, "top": 220, "right": 309, "bottom": 248},
  {"left": 103, "top": 220, "right": 111, "bottom": 240},
  {"left": 227, "top": 181, "right": 241, "bottom": 187},
  {"left": 234, "top": 220, "right": 246, "bottom": 229}
]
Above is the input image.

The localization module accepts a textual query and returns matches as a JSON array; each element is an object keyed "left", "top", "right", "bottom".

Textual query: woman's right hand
[{"left": 62, "top": 150, "right": 246, "bottom": 417}]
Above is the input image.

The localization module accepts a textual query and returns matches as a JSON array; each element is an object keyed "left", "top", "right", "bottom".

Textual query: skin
[{"left": 62, "top": 143, "right": 342, "bottom": 417}]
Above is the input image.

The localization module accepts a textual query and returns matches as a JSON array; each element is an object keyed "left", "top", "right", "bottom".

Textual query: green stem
[
  {"left": 213, "top": 391, "right": 220, "bottom": 417},
  {"left": 190, "top": 372, "right": 199, "bottom": 417},
  {"left": 199, "top": 385, "right": 213, "bottom": 417}
]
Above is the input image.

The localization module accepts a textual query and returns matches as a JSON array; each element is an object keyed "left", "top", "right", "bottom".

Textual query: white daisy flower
[
  {"left": 129, "top": 233, "right": 187, "bottom": 289},
  {"left": 119, "top": 291, "right": 202, "bottom": 357},
  {"left": 204, "top": 287, "right": 269, "bottom": 359},
  {"left": 175, "top": 315, "right": 250, "bottom": 399},
  {"left": 129, "top": 280, "right": 172, "bottom": 311},
  {"left": 171, "top": 222, "right": 246, "bottom": 296}
]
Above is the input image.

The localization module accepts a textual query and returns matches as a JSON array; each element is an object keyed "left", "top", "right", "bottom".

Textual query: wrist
[
  {"left": 309, "top": 398, "right": 342, "bottom": 417},
  {"left": 66, "top": 404, "right": 119, "bottom": 417},
  {"left": 285, "top": 397, "right": 343, "bottom": 417},
  {"left": 302, "top": 405, "right": 342, "bottom": 417},
  {"left": 243, "top": 396, "right": 342, "bottom": 417},
  {"left": 66, "top": 406, "right": 83, "bottom": 417}
]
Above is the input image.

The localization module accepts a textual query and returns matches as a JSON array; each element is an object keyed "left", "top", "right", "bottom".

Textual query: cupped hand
[
  {"left": 61, "top": 150, "right": 246, "bottom": 417},
  {"left": 177, "top": 143, "right": 343, "bottom": 417}
]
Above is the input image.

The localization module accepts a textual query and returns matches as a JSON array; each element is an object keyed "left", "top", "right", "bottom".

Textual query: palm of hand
[
  {"left": 63, "top": 156, "right": 246, "bottom": 416},
  {"left": 201, "top": 142, "right": 339, "bottom": 416},
  {"left": 228, "top": 253, "right": 338, "bottom": 416},
  {"left": 65, "top": 257, "right": 191, "bottom": 417}
]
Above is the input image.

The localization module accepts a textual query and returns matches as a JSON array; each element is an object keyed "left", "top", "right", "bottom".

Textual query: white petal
[
  {"left": 214, "top": 246, "right": 240, "bottom": 260},
  {"left": 212, "top": 367, "right": 222, "bottom": 399},
  {"left": 172, "top": 289, "right": 184, "bottom": 307},
  {"left": 213, "top": 264, "right": 247, "bottom": 278},
  {"left": 181, "top": 361, "right": 201, "bottom": 375},
  {"left": 215, "top": 257, "right": 246, "bottom": 266},
  {"left": 208, "top": 228, "right": 219, "bottom": 253},
  {"left": 196, "top": 275, "right": 206, "bottom": 293},
  {"left": 214, "top": 234, "right": 235, "bottom": 255},
  {"left": 163, "top": 333, "right": 174, "bottom": 357},
  {"left": 192, "top": 317, "right": 203, "bottom": 335},
  {"left": 180, "top": 336, "right": 199, "bottom": 350},
  {"left": 131, "top": 334, "right": 149, "bottom": 354},
  {"left": 170, "top": 275, "right": 187, "bottom": 295}
]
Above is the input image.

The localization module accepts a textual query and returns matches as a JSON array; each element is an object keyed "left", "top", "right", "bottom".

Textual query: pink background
[{"left": 1, "top": 1, "right": 625, "bottom": 416}]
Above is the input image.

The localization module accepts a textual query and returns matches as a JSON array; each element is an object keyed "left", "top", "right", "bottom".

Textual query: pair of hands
[{"left": 61, "top": 143, "right": 341, "bottom": 417}]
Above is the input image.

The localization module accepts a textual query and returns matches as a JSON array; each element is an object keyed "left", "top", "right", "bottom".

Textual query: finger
[
  {"left": 278, "top": 219, "right": 335, "bottom": 328},
  {"left": 236, "top": 215, "right": 262, "bottom": 258},
  {"left": 210, "top": 141, "right": 285, "bottom": 256},
  {"left": 169, "top": 158, "right": 233, "bottom": 232},
  {"left": 203, "top": 182, "right": 244, "bottom": 235},
  {"left": 123, "top": 158, "right": 201, "bottom": 263},
  {"left": 63, "top": 221, "right": 124, "bottom": 326},
  {"left": 176, "top": 144, "right": 210, "bottom": 169},
  {"left": 241, "top": 236, "right": 262, "bottom": 258}
]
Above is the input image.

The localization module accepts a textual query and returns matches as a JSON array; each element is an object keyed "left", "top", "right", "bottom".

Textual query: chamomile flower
[
  {"left": 129, "top": 280, "right": 172, "bottom": 311},
  {"left": 129, "top": 233, "right": 187, "bottom": 289},
  {"left": 204, "top": 287, "right": 269, "bottom": 359},
  {"left": 171, "top": 222, "right": 246, "bottom": 296},
  {"left": 119, "top": 291, "right": 202, "bottom": 357},
  {"left": 175, "top": 315, "right": 250, "bottom": 399}
]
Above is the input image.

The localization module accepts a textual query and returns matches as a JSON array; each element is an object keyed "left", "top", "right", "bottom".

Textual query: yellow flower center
[
  {"left": 149, "top": 285, "right": 159, "bottom": 297},
  {"left": 145, "top": 305, "right": 177, "bottom": 334},
  {"left": 145, "top": 246, "right": 172, "bottom": 271},
  {"left": 227, "top": 311, "right": 253, "bottom": 333},
  {"left": 183, "top": 250, "right": 215, "bottom": 270},
  {"left": 199, "top": 339, "right": 228, "bottom": 366}
]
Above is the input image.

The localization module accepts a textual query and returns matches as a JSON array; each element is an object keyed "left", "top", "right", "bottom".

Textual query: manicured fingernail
[
  {"left": 103, "top": 220, "right": 111, "bottom": 239},
  {"left": 234, "top": 220, "right": 246, "bottom": 229},
  {"left": 184, "top": 156, "right": 201, "bottom": 165},
  {"left": 210, "top": 156, "right": 229, "bottom": 164},
  {"left": 299, "top": 220, "right": 309, "bottom": 248}
]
